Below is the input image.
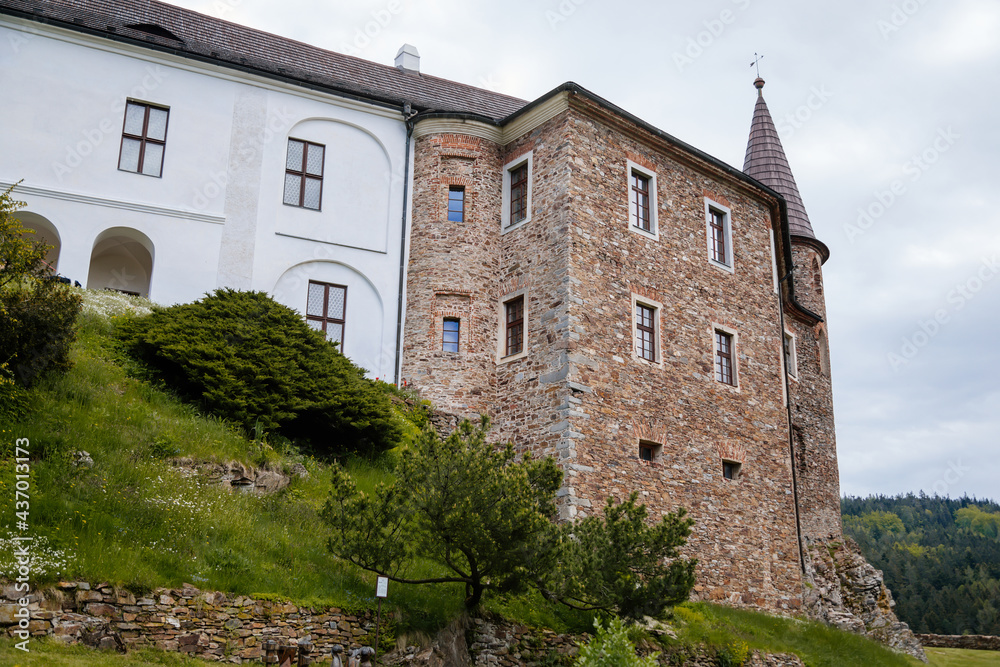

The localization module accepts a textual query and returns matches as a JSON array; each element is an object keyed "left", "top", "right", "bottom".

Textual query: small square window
[
  {"left": 447, "top": 187, "right": 465, "bottom": 222},
  {"left": 714, "top": 329, "right": 736, "bottom": 386},
  {"left": 284, "top": 139, "right": 325, "bottom": 210},
  {"left": 723, "top": 460, "right": 742, "bottom": 480},
  {"left": 443, "top": 318, "right": 460, "bottom": 352},
  {"left": 639, "top": 441, "right": 662, "bottom": 462},
  {"left": 118, "top": 101, "right": 169, "bottom": 177},
  {"left": 306, "top": 281, "right": 346, "bottom": 348},
  {"left": 504, "top": 296, "right": 524, "bottom": 357}
]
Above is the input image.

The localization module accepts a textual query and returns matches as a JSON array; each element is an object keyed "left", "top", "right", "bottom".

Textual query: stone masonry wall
[
  {"left": 1, "top": 580, "right": 385, "bottom": 663},
  {"left": 401, "top": 131, "right": 505, "bottom": 419},
  {"left": 555, "top": 96, "right": 803, "bottom": 611},
  {"left": 785, "top": 243, "right": 843, "bottom": 543}
]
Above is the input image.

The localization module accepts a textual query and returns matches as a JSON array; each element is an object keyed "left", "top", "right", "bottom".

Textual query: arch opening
[{"left": 86, "top": 227, "right": 154, "bottom": 297}]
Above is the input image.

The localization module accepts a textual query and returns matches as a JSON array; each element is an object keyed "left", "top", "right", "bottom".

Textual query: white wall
[{"left": 0, "top": 17, "right": 409, "bottom": 379}]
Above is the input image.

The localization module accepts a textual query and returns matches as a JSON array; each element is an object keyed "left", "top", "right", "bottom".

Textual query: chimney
[{"left": 394, "top": 44, "right": 420, "bottom": 73}]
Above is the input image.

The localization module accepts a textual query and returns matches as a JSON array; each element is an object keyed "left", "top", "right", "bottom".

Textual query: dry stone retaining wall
[
  {"left": 1, "top": 580, "right": 383, "bottom": 663},
  {"left": 916, "top": 634, "right": 1000, "bottom": 651}
]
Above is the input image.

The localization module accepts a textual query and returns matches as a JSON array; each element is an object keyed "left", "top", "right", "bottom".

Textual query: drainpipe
[
  {"left": 777, "top": 268, "right": 807, "bottom": 574},
  {"left": 393, "top": 104, "right": 417, "bottom": 386}
]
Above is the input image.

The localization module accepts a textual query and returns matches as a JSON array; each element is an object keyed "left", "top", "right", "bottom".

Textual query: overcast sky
[{"left": 165, "top": 0, "right": 999, "bottom": 501}]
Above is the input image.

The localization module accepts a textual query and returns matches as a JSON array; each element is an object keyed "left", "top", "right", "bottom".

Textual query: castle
[{"left": 1, "top": 0, "right": 840, "bottom": 612}]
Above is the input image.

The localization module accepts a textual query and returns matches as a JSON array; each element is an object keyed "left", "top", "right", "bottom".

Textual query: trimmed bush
[{"left": 117, "top": 289, "right": 402, "bottom": 457}]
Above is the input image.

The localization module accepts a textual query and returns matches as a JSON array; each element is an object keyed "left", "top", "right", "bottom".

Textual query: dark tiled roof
[
  {"left": 0, "top": 0, "right": 527, "bottom": 122},
  {"left": 743, "top": 78, "right": 817, "bottom": 241}
]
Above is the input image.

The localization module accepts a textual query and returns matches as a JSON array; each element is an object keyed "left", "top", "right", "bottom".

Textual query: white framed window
[
  {"left": 631, "top": 293, "right": 663, "bottom": 365},
  {"left": 704, "top": 198, "right": 734, "bottom": 272},
  {"left": 627, "top": 160, "right": 658, "bottom": 240},
  {"left": 712, "top": 324, "right": 739, "bottom": 389},
  {"left": 501, "top": 151, "right": 533, "bottom": 233},
  {"left": 784, "top": 330, "right": 798, "bottom": 379},
  {"left": 497, "top": 288, "right": 529, "bottom": 363}
]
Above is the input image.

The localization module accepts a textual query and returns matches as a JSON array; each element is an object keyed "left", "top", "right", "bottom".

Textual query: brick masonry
[{"left": 401, "top": 88, "right": 848, "bottom": 614}]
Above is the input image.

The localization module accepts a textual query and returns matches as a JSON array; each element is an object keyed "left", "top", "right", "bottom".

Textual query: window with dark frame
[
  {"left": 504, "top": 296, "right": 524, "bottom": 357},
  {"left": 635, "top": 303, "right": 656, "bottom": 362},
  {"left": 639, "top": 441, "right": 661, "bottom": 462},
  {"left": 447, "top": 186, "right": 465, "bottom": 222},
  {"left": 630, "top": 171, "right": 651, "bottom": 232},
  {"left": 443, "top": 318, "right": 460, "bottom": 352},
  {"left": 118, "top": 101, "right": 169, "bottom": 177},
  {"left": 283, "top": 139, "right": 325, "bottom": 210},
  {"left": 723, "top": 460, "right": 741, "bottom": 480},
  {"left": 715, "top": 330, "right": 735, "bottom": 385},
  {"left": 509, "top": 163, "right": 528, "bottom": 226},
  {"left": 709, "top": 208, "right": 727, "bottom": 264},
  {"left": 306, "top": 281, "right": 346, "bottom": 347}
]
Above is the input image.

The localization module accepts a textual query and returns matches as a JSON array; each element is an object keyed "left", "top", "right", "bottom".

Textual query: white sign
[{"left": 376, "top": 576, "right": 388, "bottom": 598}]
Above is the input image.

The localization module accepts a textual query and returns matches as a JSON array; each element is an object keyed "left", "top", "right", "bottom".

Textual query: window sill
[
  {"left": 708, "top": 258, "right": 735, "bottom": 274},
  {"left": 501, "top": 217, "right": 531, "bottom": 235},
  {"left": 498, "top": 350, "right": 528, "bottom": 365},
  {"left": 629, "top": 224, "right": 659, "bottom": 241}
]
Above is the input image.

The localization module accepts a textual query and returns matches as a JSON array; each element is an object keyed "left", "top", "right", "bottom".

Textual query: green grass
[
  {"left": 665, "top": 602, "right": 925, "bottom": 667},
  {"left": 926, "top": 648, "right": 1000, "bottom": 666},
  {"left": 0, "top": 299, "right": 463, "bottom": 633},
  {"left": 0, "top": 637, "right": 208, "bottom": 666}
]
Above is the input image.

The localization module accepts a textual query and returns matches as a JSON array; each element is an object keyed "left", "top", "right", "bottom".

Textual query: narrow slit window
[
  {"left": 443, "top": 318, "right": 460, "bottom": 352},
  {"left": 284, "top": 139, "right": 325, "bottom": 210},
  {"left": 504, "top": 296, "right": 524, "bottom": 357},
  {"left": 306, "top": 281, "right": 346, "bottom": 348},
  {"left": 630, "top": 172, "right": 651, "bottom": 232},
  {"left": 635, "top": 303, "right": 656, "bottom": 362},
  {"left": 118, "top": 101, "right": 169, "bottom": 177},
  {"left": 715, "top": 330, "right": 735, "bottom": 386},
  {"left": 448, "top": 186, "right": 465, "bottom": 222},
  {"left": 509, "top": 163, "right": 528, "bottom": 226}
]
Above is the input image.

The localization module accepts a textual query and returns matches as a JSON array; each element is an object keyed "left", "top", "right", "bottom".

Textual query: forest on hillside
[{"left": 841, "top": 494, "right": 1000, "bottom": 636}]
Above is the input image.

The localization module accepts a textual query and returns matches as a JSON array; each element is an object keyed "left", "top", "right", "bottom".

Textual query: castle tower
[{"left": 743, "top": 77, "right": 843, "bottom": 541}]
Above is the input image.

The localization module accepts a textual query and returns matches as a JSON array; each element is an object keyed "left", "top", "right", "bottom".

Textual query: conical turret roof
[{"left": 743, "top": 78, "right": 817, "bottom": 241}]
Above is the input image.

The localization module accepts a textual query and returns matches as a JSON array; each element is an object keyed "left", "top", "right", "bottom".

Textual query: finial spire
[{"left": 750, "top": 52, "right": 764, "bottom": 77}]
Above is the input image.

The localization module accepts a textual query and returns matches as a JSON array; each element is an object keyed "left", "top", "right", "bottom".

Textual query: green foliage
[
  {"left": 842, "top": 493, "right": 1000, "bottom": 636},
  {"left": 715, "top": 639, "right": 750, "bottom": 667},
  {"left": 547, "top": 493, "right": 696, "bottom": 621},
  {"left": 0, "top": 182, "right": 48, "bottom": 290},
  {"left": 573, "top": 617, "right": 659, "bottom": 667},
  {"left": 0, "top": 183, "right": 82, "bottom": 388},
  {"left": 323, "top": 417, "right": 563, "bottom": 609},
  {"left": 117, "top": 289, "right": 402, "bottom": 457}
]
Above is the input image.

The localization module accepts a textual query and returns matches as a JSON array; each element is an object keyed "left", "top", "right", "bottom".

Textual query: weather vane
[{"left": 750, "top": 52, "right": 764, "bottom": 77}]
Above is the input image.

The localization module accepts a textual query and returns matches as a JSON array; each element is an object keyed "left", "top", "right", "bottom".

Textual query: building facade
[
  {"left": 401, "top": 83, "right": 840, "bottom": 610},
  {"left": 1, "top": 0, "right": 841, "bottom": 612}
]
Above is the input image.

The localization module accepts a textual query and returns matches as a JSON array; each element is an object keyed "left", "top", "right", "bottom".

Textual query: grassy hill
[{"left": 0, "top": 289, "right": 976, "bottom": 666}]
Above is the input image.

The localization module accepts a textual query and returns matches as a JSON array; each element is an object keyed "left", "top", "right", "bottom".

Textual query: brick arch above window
[
  {"left": 631, "top": 420, "right": 669, "bottom": 447},
  {"left": 714, "top": 440, "right": 747, "bottom": 464}
]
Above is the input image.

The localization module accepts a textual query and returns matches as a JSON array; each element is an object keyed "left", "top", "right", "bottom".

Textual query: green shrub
[
  {"left": 117, "top": 289, "right": 402, "bottom": 457},
  {"left": 0, "top": 183, "right": 82, "bottom": 388},
  {"left": 574, "top": 617, "right": 659, "bottom": 667}
]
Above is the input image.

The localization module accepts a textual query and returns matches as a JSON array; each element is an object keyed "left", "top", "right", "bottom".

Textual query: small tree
[
  {"left": 0, "top": 183, "right": 48, "bottom": 291},
  {"left": 574, "top": 617, "right": 659, "bottom": 667},
  {"left": 323, "top": 417, "right": 563, "bottom": 609},
  {"left": 546, "top": 493, "right": 697, "bottom": 621}
]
